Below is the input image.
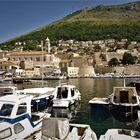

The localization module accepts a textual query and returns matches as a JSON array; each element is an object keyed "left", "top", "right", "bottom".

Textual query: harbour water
[{"left": 16, "top": 77, "right": 140, "bottom": 138}]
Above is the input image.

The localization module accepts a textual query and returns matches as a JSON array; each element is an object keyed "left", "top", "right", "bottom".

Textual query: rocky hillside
[{"left": 1, "top": 1, "right": 140, "bottom": 48}]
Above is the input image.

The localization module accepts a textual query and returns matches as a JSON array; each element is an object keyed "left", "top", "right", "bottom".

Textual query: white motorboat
[
  {"left": 0, "top": 94, "right": 50, "bottom": 140},
  {"left": 53, "top": 84, "right": 81, "bottom": 108},
  {"left": 110, "top": 86, "right": 140, "bottom": 115},
  {"left": 42, "top": 117, "right": 97, "bottom": 140},
  {"left": 89, "top": 97, "right": 109, "bottom": 107},
  {"left": 99, "top": 129, "right": 140, "bottom": 140},
  {"left": 0, "top": 85, "right": 55, "bottom": 113},
  {"left": 16, "top": 87, "right": 55, "bottom": 112},
  {"left": 0, "top": 84, "right": 17, "bottom": 96}
]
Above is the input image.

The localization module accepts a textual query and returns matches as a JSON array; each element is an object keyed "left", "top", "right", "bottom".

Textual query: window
[
  {"left": 62, "top": 88, "right": 68, "bottom": 98},
  {"left": 57, "top": 87, "right": 68, "bottom": 99},
  {"left": 16, "top": 103, "right": 27, "bottom": 115},
  {"left": 0, "top": 104, "right": 14, "bottom": 116},
  {"left": 71, "top": 88, "right": 75, "bottom": 97},
  {"left": 14, "top": 123, "right": 24, "bottom": 134},
  {"left": 0, "top": 128, "right": 12, "bottom": 139}
]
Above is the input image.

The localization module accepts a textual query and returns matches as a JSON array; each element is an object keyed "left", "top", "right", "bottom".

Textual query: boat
[
  {"left": 53, "top": 84, "right": 81, "bottom": 108},
  {"left": 41, "top": 117, "right": 97, "bottom": 140},
  {"left": 3, "top": 77, "right": 12, "bottom": 82},
  {"left": 89, "top": 97, "right": 109, "bottom": 108},
  {"left": 99, "top": 129, "right": 140, "bottom": 140},
  {"left": 0, "top": 85, "right": 55, "bottom": 113},
  {"left": 16, "top": 87, "right": 55, "bottom": 112},
  {"left": 0, "top": 84, "right": 18, "bottom": 96},
  {"left": 0, "top": 94, "right": 50, "bottom": 140},
  {"left": 129, "top": 78, "right": 140, "bottom": 91},
  {"left": 109, "top": 84, "right": 140, "bottom": 116}
]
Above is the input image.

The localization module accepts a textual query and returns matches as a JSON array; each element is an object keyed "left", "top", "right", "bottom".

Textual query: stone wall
[
  {"left": 79, "top": 66, "right": 96, "bottom": 77},
  {"left": 95, "top": 65, "right": 140, "bottom": 75},
  {"left": 124, "top": 65, "right": 140, "bottom": 75}
]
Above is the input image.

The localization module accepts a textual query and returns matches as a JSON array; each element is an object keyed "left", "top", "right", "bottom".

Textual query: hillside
[{"left": 1, "top": 1, "right": 140, "bottom": 48}]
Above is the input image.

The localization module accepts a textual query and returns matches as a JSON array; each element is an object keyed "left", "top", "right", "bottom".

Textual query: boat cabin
[
  {"left": 0, "top": 85, "right": 17, "bottom": 96},
  {"left": 54, "top": 85, "right": 79, "bottom": 100},
  {"left": 113, "top": 87, "right": 138, "bottom": 104},
  {"left": 0, "top": 95, "right": 33, "bottom": 118},
  {"left": 0, "top": 94, "right": 46, "bottom": 140},
  {"left": 16, "top": 87, "right": 55, "bottom": 112},
  {"left": 53, "top": 84, "right": 81, "bottom": 108}
]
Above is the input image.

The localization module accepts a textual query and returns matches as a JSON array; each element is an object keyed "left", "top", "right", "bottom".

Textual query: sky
[{"left": 0, "top": 0, "right": 138, "bottom": 43}]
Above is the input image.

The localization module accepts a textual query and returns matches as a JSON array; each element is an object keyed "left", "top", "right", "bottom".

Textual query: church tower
[{"left": 45, "top": 37, "right": 51, "bottom": 53}]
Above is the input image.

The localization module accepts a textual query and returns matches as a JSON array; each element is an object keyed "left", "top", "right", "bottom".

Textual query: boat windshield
[
  {"left": 0, "top": 104, "right": 14, "bottom": 117},
  {"left": 57, "top": 87, "right": 68, "bottom": 99}
]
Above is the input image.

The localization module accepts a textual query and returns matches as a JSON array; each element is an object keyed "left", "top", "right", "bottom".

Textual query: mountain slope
[{"left": 1, "top": 1, "right": 140, "bottom": 47}]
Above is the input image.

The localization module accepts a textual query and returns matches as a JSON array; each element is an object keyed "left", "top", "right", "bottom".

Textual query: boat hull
[
  {"left": 53, "top": 100, "right": 70, "bottom": 108},
  {"left": 111, "top": 104, "right": 138, "bottom": 116},
  {"left": 0, "top": 115, "right": 43, "bottom": 140},
  {"left": 135, "top": 83, "right": 140, "bottom": 91}
]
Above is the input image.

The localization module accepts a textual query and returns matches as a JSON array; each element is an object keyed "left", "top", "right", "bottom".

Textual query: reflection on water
[
  {"left": 14, "top": 78, "right": 140, "bottom": 138},
  {"left": 90, "top": 106, "right": 110, "bottom": 123},
  {"left": 51, "top": 102, "right": 81, "bottom": 122}
]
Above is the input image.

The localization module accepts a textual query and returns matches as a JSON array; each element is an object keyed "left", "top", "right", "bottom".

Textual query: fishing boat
[
  {"left": 53, "top": 84, "right": 81, "bottom": 108},
  {"left": 0, "top": 94, "right": 50, "bottom": 140},
  {"left": 16, "top": 87, "right": 55, "bottom": 112},
  {"left": 99, "top": 129, "right": 140, "bottom": 140},
  {"left": 109, "top": 84, "right": 140, "bottom": 116},
  {"left": 41, "top": 117, "right": 97, "bottom": 140}
]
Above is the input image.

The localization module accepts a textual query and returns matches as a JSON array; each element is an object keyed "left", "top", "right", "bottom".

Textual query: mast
[
  {"left": 41, "top": 40, "right": 44, "bottom": 87},
  {"left": 123, "top": 78, "right": 126, "bottom": 87}
]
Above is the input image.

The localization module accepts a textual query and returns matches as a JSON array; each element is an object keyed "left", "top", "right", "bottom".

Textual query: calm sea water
[{"left": 17, "top": 78, "right": 140, "bottom": 138}]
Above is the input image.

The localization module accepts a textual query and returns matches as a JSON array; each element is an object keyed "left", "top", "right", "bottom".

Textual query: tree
[
  {"left": 94, "top": 44, "right": 101, "bottom": 52},
  {"left": 121, "top": 52, "right": 137, "bottom": 65},
  {"left": 108, "top": 57, "right": 119, "bottom": 66}
]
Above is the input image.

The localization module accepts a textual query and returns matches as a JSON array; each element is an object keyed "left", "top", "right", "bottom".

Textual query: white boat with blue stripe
[{"left": 0, "top": 94, "right": 50, "bottom": 140}]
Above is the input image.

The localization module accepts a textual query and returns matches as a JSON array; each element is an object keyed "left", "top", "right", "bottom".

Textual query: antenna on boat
[
  {"left": 122, "top": 70, "right": 126, "bottom": 87},
  {"left": 123, "top": 78, "right": 126, "bottom": 87}
]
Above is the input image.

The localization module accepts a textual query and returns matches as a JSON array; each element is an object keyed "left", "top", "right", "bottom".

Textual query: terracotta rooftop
[
  {"left": 60, "top": 59, "right": 72, "bottom": 63},
  {"left": 0, "top": 61, "right": 17, "bottom": 66}
]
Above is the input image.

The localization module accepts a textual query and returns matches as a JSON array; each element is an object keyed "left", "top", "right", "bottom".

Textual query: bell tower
[{"left": 45, "top": 37, "right": 51, "bottom": 53}]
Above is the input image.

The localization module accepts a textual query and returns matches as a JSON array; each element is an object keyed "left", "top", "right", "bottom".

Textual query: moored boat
[
  {"left": 42, "top": 117, "right": 97, "bottom": 140},
  {"left": 110, "top": 86, "right": 140, "bottom": 116},
  {"left": 99, "top": 129, "right": 140, "bottom": 140},
  {"left": 53, "top": 84, "right": 81, "bottom": 108},
  {"left": 89, "top": 97, "right": 109, "bottom": 108},
  {"left": 0, "top": 84, "right": 17, "bottom": 96},
  {"left": 16, "top": 87, "right": 55, "bottom": 112},
  {"left": 0, "top": 94, "right": 50, "bottom": 140}
]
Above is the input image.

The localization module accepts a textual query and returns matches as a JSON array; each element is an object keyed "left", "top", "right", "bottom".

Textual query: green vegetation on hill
[{"left": 1, "top": 1, "right": 140, "bottom": 48}]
